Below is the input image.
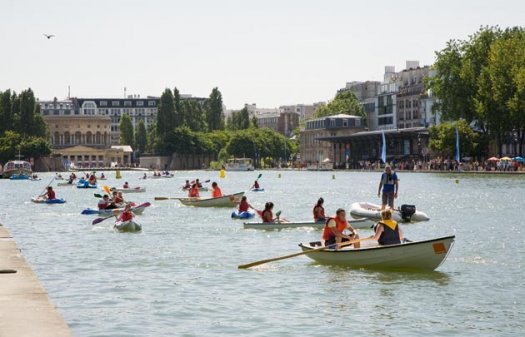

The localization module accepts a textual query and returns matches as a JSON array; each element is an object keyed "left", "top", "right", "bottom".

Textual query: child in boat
[
  {"left": 116, "top": 204, "right": 134, "bottom": 222},
  {"left": 238, "top": 196, "right": 254, "bottom": 213},
  {"left": 370, "top": 209, "right": 403, "bottom": 245},
  {"left": 253, "top": 180, "right": 260, "bottom": 189},
  {"left": 98, "top": 195, "right": 111, "bottom": 209},
  {"left": 42, "top": 186, "right": 56, "bottom": 200},
  {"left": 188, "top": 184, "right": 199, "bottom": 197},
  {"left": 211, "top": 182, "right": 223, "bottom": 198},
  {"left": 183, "top": 180, "right": 191, "bottom": 189},
  {"left": 123, "top": 181, "right": 129, "bottom": 189},
  {"left": 313, "top": 198, "right": 326, "bottom": 222}
]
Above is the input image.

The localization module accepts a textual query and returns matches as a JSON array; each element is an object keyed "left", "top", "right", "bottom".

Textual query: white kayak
[
  {"left": 178, "top": 192, "right": 244, "bottom": 207},
  {"left": 113, "top": 187, "right": 146, "bottom": 193},
  {"left": 349, "top": 202, "right": 430, "bottom": 223},
  {"left": 113, "top": 220, "right": 142, "bottom": 233},
  {"left": 299, "top": 235, "right": 455, "bottom": 271},
  {"left": 243, "top": 218, "right": 374, "bottom": 230}
]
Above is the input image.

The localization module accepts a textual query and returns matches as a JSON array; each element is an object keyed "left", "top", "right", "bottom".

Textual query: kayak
[
  {"left": 299, "top": 235, "right": 455, "bottom": 271},
  {"left": 349, "top": 202, "right": 430, "bottom": 223},
  {"left": 178, "top": 192, "right": 244, "bottom": 207},
  {"left": 112, "top": 187, "right": 146, "bottom": 193},
  {"left": 9, "top": 174, "right": 30, "bottom": 180},
  {"left": 76, "top": 181, "right": 97, "bottom": 189},
  {"left": 113, "top": 220, "right": 142, "bottom": 233},
  {"left": 250, "top": 188, "right": 265, "bottom": 192},
  {"left": 231, "top": 211, "right": 255, "bottom": 219},
  {"left": 150, "top": 174, "right": 174, "bottom": 179},
  {"left": 243, "top": 218, "right": 374, "bottom": 230},
  {"left": 81, "top": 203, "right": 145, "bottom": 215},
  {"left": 31, "top": 197, "right": 66, "bottom": 204}
]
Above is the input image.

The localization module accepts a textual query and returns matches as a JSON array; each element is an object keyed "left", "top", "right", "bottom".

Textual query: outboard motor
[{"left": 400, "top": 204, "right": 416, "bottom": 222}]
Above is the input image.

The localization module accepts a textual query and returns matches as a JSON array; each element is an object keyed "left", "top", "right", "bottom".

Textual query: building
[
  {"left": 395, "top": 62, "right": 432, "bottom": 129},
  {"left": 277, "top": 112, "right": 299, "bottom": 137},
  {"left": 280, "top": 104, "right": 316, "bottom": 121},
  {"left": 341, "top": 81, "right": 381, "bottom": 101},
  {"left": 299, "top": 114, "right": 365, "bottom": 168}
]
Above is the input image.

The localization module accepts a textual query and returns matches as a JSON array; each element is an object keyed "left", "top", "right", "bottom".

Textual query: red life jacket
[
  {"left": 48, "top": 190, "right": 56, "bottom": 200},
  {"left": 120, "top": 211, "right": 133, "bottom": 222},
  {"left": 189, "top": 188, "right": 199, "bottom": 198},
  {"left": 322, "top": 217, "right": 347, "bottom": 240},
  {"left": 262, "top": 210, "right": 273, "bottom": 223},
  {"left": 212, "top": 187, "right": 222, "bottom": 198},
  {"left": 239, "top": 200, "right": 249, "bottom": 212}
]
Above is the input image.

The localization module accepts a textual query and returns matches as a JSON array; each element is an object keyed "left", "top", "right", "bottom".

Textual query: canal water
[{"left": 0, "top": 171, "right": 523, "bottom": 336}]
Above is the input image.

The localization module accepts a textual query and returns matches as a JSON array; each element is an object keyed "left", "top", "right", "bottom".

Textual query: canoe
[
  {"left": 150, "top": 174, "right": 174, "bottom": 179},
  {"left": 178, "top": 192, "right": 244, "bottom": 207},
  {"left": 231, "top": 211, "right": 255, "bottom": 219},
  {"left": 299, "top": 235, "right": 455, "bottom": 271},
  {"left": 31, "top": 197, "right": 66, "bottom": 204},
  {"left": 113, "top": 220, "right": 142, "bottom": 233},
  {"left": 349, "top": 202, "right": 430, "bottom": 222},
  {"left": 243, "top": 218, "right": 374, "bottom": 230},
  {"left": 81, "top": 203, "right": 145, "bottom": 215},
  {"left": 113, "top": 187, "right": 146, "bottom": 193},
  {"left": 250, "top": 188, "right": 265, "bottom": 192}
]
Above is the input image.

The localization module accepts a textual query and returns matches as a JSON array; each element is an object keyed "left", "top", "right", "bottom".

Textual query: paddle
[
  {"left": 238, "top": 237, "right": 373, "bottom": 269},
  {"left": 91, "top": 202, "right": 151, "bottom": 225}
]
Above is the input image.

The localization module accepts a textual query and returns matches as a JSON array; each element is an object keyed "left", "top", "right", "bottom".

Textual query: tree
[
  {"left": 173, "top": 87, "right": 183, "bottom": 127},
  {"left": 18, "top": 88, "right": 36, "bottom": 136},
  {"left": 119, "top": 113, "right": 134, "bottom": 147},
  {"left": 19, "top": 137, "right": 52, "bottom": 159},
  {"left": 206, "top": 87, "right": 225, "bottom": 131},
  {"left": 135, "top": 120, "right": 147, "bottom": 154},
  {"left": 146, "top": 123, "right": 157, "bottom": 153},
  {"left": 226, "top": 107, "right": 251, "bottom": 131},
  {"left": 0, "top": 90, "right": 13, "bottom": 135},
  {"left": 182, "top": 100, "right": 206, "bottom": 132},
  {"left": 157, "top": 88, "right": 175, "bottom": 140},
  {"left": 313, "top": 90, "right": 364, "bottom": 119},
  {"left": 429, "top": 120, "right": 479, "bottom": 158},
  {"left": 0, "top": 130, "right": 22, "bottom": 163}
]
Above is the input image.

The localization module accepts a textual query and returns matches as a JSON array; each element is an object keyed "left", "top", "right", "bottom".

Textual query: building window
[
  {"left": 100, "top": 101, "right": 107, "bottom": 106},
  {"left": 124, "top": 101, "right": 132, "bottom": 107},
  {"left": 137, "top": 101, "right": 144, "bottom": 107},
  {"left": 112, "top": 101, "right": 119, "bottom": 106},
  {"left": 148, "top": 101, "right": 156, "bottom": 107}
]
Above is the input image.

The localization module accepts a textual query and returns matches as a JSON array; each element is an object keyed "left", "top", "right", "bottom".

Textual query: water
[{"left": 0, "top": 171, "right": 523, "bottom": 336}]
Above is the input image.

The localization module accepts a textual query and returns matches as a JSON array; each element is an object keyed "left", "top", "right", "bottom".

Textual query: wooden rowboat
[
  {"left": 178, "top": 192, "right": 244, "bottom": 207},
  {"left": 299, "top": 235, "right": 455, "bottom": 271},
  {"left": 243, "top": 218, "right": 374, "bottom": 230}
]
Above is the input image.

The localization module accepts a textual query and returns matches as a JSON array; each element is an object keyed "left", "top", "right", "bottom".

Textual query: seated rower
[
  {"left": 196, "top": 179, "right": 203, "bottom": 188},
  {"left": 105, "top": 191, "right": 119, "bottom": 209},
  {"left": 252, "top": 180, "right": 260, "bottom": 189},
  {"left": 143, "top": 173, "right": 147, "bottom": 179},
  {"left": 98, "top": 195, "right": 111, "bottom": 209},
  {"left": 183, "top": 180, "right": 191, "bottom": 189},
  {"left": 116, "top": 204, "right": 134, "bottom": 222},
  {"left": 123, "top": 181, "right": 129, "bottom": 189},
  {"left": 115, "top": 192, "right": 125, "bottom": 205},
  {"left": 188, "top": 183, "right": 200, "bottom": 198},
  {"left": 88, "top": 174, "right": 97, "bottom": 185},
  {"left": 261, "top": 202, "right": 275, "bottom": 223},
  {"left": 211, "top": 182, "right": 223, "bottom": 198},
  {"left": 238, "top": 196, "right": 253, "bottom": 213},
  {"left": 370, "top": 209, "right": 404, "bottom": 245},
  {"left": 100, "top": 173, "right": 105, "bottom": 179},
  {"left": 322, "top": 208, "right": 360, "bottom": 249},
  {"left": 42, "top": 186, "right": 56, "bottom": 200},
  {"left": 313, "top": 197, "right": 326, "bottom": 222}
]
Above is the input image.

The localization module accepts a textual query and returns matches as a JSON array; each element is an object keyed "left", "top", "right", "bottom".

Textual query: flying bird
[{"left": 43, "top": 34, "right": 55, "bottom": 39}]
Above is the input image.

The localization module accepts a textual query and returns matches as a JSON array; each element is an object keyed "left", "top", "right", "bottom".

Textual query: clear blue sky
[{"left": 1, "top": 0, "right": 523, "bottom": 109}]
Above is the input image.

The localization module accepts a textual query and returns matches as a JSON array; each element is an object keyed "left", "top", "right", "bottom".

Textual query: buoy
[
  {"left": 115, "top": 169, "right": 122, "bottom": 179},
  {"left": 332, "top": 174, "right": 336, "bottom": 180},
  {"left": 278, "top": 173, "right": 281, "bottom": 178},
  {"left": 455, "top": 179, "right": 459, "bottom": 184},
  {"left": 220, "top": 169, "right": 225, "bottom": 179}
]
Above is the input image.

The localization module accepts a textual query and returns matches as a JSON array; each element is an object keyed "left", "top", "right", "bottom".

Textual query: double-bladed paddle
[
  {"left": 91, "top": 202, "right": 151, "bottom": 225},
  {"left": 238, "top": 237, "right": 373, "bottom": 269}
]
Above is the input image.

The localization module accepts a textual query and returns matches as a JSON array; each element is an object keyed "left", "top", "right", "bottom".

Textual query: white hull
[
  {"left": 299, "top": 235, "right": 455, "bottom": 271},
  {"left": 349, "top": 202, "right": 430, "bottom": 222},
  {"left": 114, "top": 187, "right": 146, "bottom": 193},
  {"left": 114, "top": 220, "right": 142, "bottom": 233},
  {"left": 178, "top": 192, "right": 244, "bottom": 207},
  {"left": 243, "top": 218, "right": 374, "bottom": 230}
]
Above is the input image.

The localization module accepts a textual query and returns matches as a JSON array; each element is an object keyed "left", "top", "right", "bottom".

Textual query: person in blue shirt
[{"left": 377, "top": 165, "right": 399, "bottom": 210}]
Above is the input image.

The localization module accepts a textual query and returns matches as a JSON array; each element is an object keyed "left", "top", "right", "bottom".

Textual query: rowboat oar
[
  {"left": 238, "top": 237, "right": 373, "bottom": 269},
  {"left": 154, "top": 196, "right": 186, "bottom": 201},
  {"left": 91, "top": 202, "right": 151, "bottom": 225}
]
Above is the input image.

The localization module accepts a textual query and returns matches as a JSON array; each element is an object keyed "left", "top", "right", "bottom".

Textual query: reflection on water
[{"left": 0, "top": 171, "right": 523, "bottom": 336}]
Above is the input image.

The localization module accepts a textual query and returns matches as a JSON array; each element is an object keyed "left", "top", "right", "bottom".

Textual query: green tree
[
  {"left": 0, "top": 130, "right": 22, "bottom": 163},
  {"left": 19, "top": 137, "right": 52, "bottom": 159},
  {"left": 173, "top": 87, "right": 183, "bottom": 127},
  {"left": 182, "top": 100, "right": 206, "bottom": 131},
  {"left": 206, "top": 87, "right": 225, "bottom": 131},
  {"left": 226, "top": 107, "right": 251, "bottom": 131},
  {"left": 157, "top": 88, "right": 175, "bottom": 140},
  {"left": 119, "top": 113, "right": 134, "bottom": 147},
  {"left": 429, "top": 120, "right": 479, "bottom": 158},
  {"left": 314, "top": 90, "right": 364, "bottom": 119},
  {"left": 135, "top": 120, "right": 147, "bottom": 154},
  {"left": 0, "top": 90, "right": 13, "bottom": 135},
  {"left": 146, "top": 123, "right": 157, "bottom": 153}
]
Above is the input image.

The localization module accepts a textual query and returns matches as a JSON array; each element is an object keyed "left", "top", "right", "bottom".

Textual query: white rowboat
[
  {"left": 350, "top": 202, "right": 430, "bottom": 223},
  {"left": 114, "top": 220, "right": 142, "bottom": 233},
  {"left": 113, "top": 187, "right": 146, "bottom": 193},
  {"left": 178, "top": 192, "right": 244, "bottom": 207},
  {"left": 299, "top": 235, "right": 455, "bottom": 271},
  {"left": 243, "top": 218, "right": 374, "bottom": 230}
]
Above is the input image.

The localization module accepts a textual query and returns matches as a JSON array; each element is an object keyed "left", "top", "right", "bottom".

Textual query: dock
[{"left": 0, "top": 224, "right": 71, "bottom": 337}]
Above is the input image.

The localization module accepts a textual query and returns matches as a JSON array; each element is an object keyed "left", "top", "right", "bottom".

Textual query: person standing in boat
[
  {"left": 42, "top": 186, "right": 56, "bottom": 200},
  {"left": 370, "top": 209, "right": 403, "bottom": 245},
  {"left": 313, "top": 198, "right": 326, "bottom": 222},
  {"left": 188, "top": 183, "right": 200, "bottom": 197},
  {"left": 211, "top": 182, "right": 223, "bottom": 198},
  {"left": 322, "top": 208, "right": 360, "bottom": 249},
  {"left": 377, "top": 165, "right": 399, "bottom": 210}
]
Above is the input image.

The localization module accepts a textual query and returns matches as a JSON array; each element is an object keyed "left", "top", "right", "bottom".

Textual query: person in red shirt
[
  {"left": 117, "top": 204, "right": 134, "bottom": 222},
  {"left": 88, "top": 174, "right": 97, "bottom": 185},
  {"left": 313, "top": 198, "right": 326, "bottom": 222},
  {"left": 238, "top": 196, "right": 254, "bottom": 213},
  {"left": 42, "top": 186, "right": 56, "bottom": 200},
  {"left": 188, "top": 184, "right": 199, "bottom": 198},
  {"left": 211, "top": 182, "right": 223, "bottom": 198},
  {"left": 123, "top": 181, "right": 129, "bottom": 189},
  {"left": 98, "top": 195, "right": 111, "bottom": 209}
]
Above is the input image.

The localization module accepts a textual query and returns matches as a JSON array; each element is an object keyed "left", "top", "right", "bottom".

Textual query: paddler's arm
[{"left": 370, "top": 224, "right": 384, "bottom": 241}]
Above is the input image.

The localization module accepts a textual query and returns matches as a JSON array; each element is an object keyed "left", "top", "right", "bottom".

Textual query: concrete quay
[{"left": 0, "top": 224, "right": 71, "bottom": 337}]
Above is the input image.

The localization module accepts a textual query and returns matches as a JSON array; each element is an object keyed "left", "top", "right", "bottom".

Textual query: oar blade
[
  {"left": 154, "top": 197, "right": 169, "bottom": 200},
  {"left": 91, "top": 217, "right": 107, "bottom": 225}
]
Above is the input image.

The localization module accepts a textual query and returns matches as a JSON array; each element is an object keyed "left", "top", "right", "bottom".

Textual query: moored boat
[
  {"left": 113, "top": 220, "right": 142, "bottom": 233},
  {"left": 243, "top": 218, "right": 374, "bottom": 230},
  {"left": 225, "top": 158, "right": 254, "bottom": 171},
  {"left": 178, "top": 192, "right": 244, "bottom": 207},
  {"left": 2, "top": 160, "right": 32, "bottom": 179},
  {"left": 350, "top": 202, "right": 429, "bottom": 223},
  {"left": 299, "top": 235, "right": 455, "bottom": 271}
]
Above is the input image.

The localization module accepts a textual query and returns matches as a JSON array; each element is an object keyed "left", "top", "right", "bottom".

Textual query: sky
[{"left": 1, "top": 0, "right": 524, "bottom": 109}]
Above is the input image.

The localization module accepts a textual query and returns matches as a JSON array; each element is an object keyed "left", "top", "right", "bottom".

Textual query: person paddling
[
  {"left": 211, "top": 182, "right": 223, "bottom": 198},
  {"left": 370, "top": 209, "right": 404, "bottom": 245},
  {"left": 115, "top": 204, "right": 134, "bottom": 222},
  {"left": 196, "top": 179, "right": 203, "bottom": 188},
  {"left": 100, "top": 173, "right": 105, "bottom": 179},
  {"left": 188, "top": 183, "right": 200, "bottom": 198},
  {"left": 123, "top": 181, "right": 129, "bottom": 189},
  {"left": 98, "top": 194, "right": 111, "bottom": 210},
  {"left": 238, "top": 196, "right": 254, "bottom": 213},
  {"left": 313, "top": 197, "right": 326, "bottom": 222},
  {"left": 42, "top": 186, "right": 56, "bottom": 200},
  {"left": 322, "top": 208, "right": 360, "bottom": 249},
  {"left": 183, "top": 180, "right": 191, "bottom": 189},
  {"left": 252, "top": 180, "right": 261, "bottom": 190},
  {"left": 88, "top": 174, "right": 97, "bottom": 185}
]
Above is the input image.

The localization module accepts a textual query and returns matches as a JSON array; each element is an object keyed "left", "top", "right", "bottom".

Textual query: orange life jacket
[
  {"left": 212, "top": 187, "right": 222, "bottom": 198},
  {"left": 189, "top": 188, "right": 199, "bottom": 198},
  {"left": 322, "top": 217, "right": 347, "bottom": 240}
]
